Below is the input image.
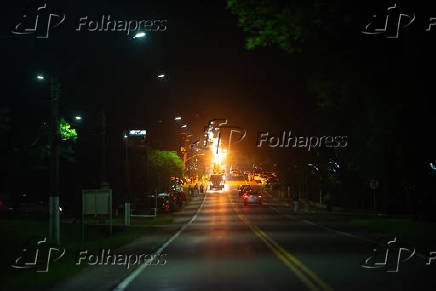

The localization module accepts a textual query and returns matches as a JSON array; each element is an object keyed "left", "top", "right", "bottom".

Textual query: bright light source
[
  {"left": 133, "top": 32, "right": 146, "bottom": 39},
  {"left": 181, "top": 124, "right": 187, "bottom": 128},
  {"left": 175, "top": 116, "right": 182, "bottom": 121},
  {"left": 430, "top": 162, "right": 436, "bottom": 171},
  {"left": 157, "top": 74, "right": 165, "bottom": 78},
  {"left": 75, "top": 116, "right": 82, "bottom": 121},
  {"left": 129, "top": 129, "right": 147, "bottom": 136},
  {"left": 36, "top": 75, "right": 45, "bottom": 80}
]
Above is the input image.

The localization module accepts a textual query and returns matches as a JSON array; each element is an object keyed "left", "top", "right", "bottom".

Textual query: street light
[
  {"left": 175, "top": 116, "right": 182, "bottom": 121},
  {"left": 133, "top": 31, "right": 146, "bottom": 39},
  {"left": 181, "top": 124, "right": 187, "bottom": 129},
  {"left": 157, "top": 74, "right": 166, "bottom": 79},
  {"left": 36, "top": 73, "right": 61, "bottom": 244},
  {"left": 74, "top": 115, "right": 82, "bottom": 121}
]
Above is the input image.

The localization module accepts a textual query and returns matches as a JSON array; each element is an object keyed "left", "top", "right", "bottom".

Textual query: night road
[
  {"left": 2, "top": 1, "right": 436, "bottom": 290},
  {"left": 93, "top": 186, "right": 433, "bottom": 291}
]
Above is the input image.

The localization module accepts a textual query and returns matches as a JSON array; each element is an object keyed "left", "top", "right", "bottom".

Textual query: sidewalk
[
  {"left": 262, "top": 187, "right": 384, "bottom": 217},
  {"left": 52, "top": 193, "right": 206, "bottom": 291}
]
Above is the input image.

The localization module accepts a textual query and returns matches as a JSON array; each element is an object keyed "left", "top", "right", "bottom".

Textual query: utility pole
[
  {"left": 123, "top": 131, "right": 130, "bottom": 202},
  {"left": 100, "top": 109, "right": 109, "bottom": 189},
  {"left": 49, "top": 76, "right": 60, "bottom": 245}
]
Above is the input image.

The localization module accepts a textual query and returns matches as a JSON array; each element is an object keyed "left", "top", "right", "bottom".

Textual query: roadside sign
[
  {"left": 82, "top": 189, "right": 112, "bottom": 241},
  {"left": 129, "top": 130, "right": 147, "bottom": 136}
]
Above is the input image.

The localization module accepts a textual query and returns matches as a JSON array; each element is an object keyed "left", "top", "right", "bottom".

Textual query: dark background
[{"left": 1, "top": 0, "right": 435, "bottom": 214}]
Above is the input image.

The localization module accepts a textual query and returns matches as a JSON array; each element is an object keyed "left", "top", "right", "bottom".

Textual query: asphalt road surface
[{"left": 112, "top": 186, "right": 435, "bottom": 291}]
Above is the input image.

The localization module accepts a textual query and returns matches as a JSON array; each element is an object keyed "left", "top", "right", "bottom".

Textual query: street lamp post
[
  {"left": 49, "top": 75, "right": 61, "bottom": 245},
  {"left": 123, "top": 131, "right": 130, "bottom": 203},
  {"left": 100, "top": 109, "right": 109, "bottom": 189},
  {"left": 38, "top": 73, "right": 61, "bottom": 244}
]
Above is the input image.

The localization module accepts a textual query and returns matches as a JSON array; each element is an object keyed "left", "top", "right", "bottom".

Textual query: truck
[{"left": 209, "top": 174, "right": 225, "bottom": 190}]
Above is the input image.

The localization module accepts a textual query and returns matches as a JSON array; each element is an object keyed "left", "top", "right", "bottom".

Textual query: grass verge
[{"left": 0, "top": 218, "right": 158, "bottom": 290}]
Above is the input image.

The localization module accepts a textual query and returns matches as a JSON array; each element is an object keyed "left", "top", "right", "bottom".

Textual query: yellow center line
[{"left": 230, "top": 193, "right": 334, "bottom": 291}]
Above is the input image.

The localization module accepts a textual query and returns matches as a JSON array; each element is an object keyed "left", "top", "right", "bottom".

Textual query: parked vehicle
[
  {"left": 238, "top": 185, "right": 252, "bottom": 196},
  {"left": 0, "top": 195, "right": 14, "bottom": 217},
  {"left": 241, "top": 190, "right": 263, "bottom": 206}
]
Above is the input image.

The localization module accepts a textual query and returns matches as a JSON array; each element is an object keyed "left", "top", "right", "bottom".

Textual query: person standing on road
[
  {"left": 194, "top": 184, "right": 199, "bottom": 196},
  {"left": 293, "top": 193, "right": 299, "bottom": 213}
]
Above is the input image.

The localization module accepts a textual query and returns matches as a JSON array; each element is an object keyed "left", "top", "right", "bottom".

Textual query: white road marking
[
  {"left": 113, "top": 194, "right": 207, "bottom": 291},
  {"left": 271, "top": 207, "right": 427, "bottom": 259}
]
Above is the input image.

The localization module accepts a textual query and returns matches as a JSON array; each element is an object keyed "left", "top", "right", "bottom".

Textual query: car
[
  {"left": 241, "top": 190, "right": 263, "bottom": 206},
  {"left": 238, "top": 185, "right": 252, "bottom": 196},
  {"left": 136, "top": 192, "right": 179, "bottom": 215},
  {"left": 0, "top": 195, "right": 14, "bottom": 217},
  {"left": 170, "top": 190, "right": 186, "bottom": 208}
]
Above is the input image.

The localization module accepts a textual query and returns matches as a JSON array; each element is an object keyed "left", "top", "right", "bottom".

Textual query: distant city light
[
  {"left": 129, "top": 130, "right": 147, "bottom": 136},
  {"left": 133, "top": 32, "right": 146, "bottom": 39}
]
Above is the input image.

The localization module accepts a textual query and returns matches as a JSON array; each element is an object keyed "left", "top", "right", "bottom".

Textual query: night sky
[{"left": 1, "top": 0, "right": 435, "bottom": 200}]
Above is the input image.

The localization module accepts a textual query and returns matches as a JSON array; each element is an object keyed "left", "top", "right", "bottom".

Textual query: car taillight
[
  {"left": 258, "top": 195, "right": 262, "bottom": 199},
  {"left": 243, "top": 194, "right": 249, "bottom": 199},
  {"left": 165, "top": 204, "right": 169, "bottom": 210}
]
